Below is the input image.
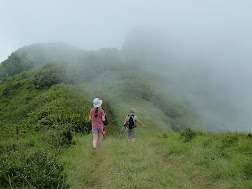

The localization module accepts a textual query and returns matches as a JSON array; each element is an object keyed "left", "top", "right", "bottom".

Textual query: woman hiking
[
  {"left": 121, "top": 108, "right": 146, "bottom": 142},
  {"left": 89, "top": 98, "right": 105, "bottom": 149}
]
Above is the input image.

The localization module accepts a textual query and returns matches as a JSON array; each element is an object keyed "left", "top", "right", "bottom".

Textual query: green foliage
[
  {"left": 0, "top": 123, "right": 77, "bottom": 188},
  {"left": 0, "top": 72, "right": 92, "bottom": 139},
  {"left": 155, "top": 132, "right": 252, "bottom": 188},
  {"left": 40, "top": 125, "right": 73, "bottom": 148},
  {"left": 0, "top": 149, "right": 69, "bottom": 188},
  {"left": 33, "top": 62, "right": 73, "bottom": 89},
  {"left": 121, "top": 73, "right": 155, "bottom": 101},
  {"left": 0, "top": 72, "right": 92, "bottom": 188},
  {"left": 0, "top": 139, "right": 20, "bottom": 156},
  {"left": 180, "top": 128, "right": 197, "bottom": 142},
  {"left": 243, "top": 161, "right": 252, "bottom": 179},
  {"left": 0, "top": 75, "right": 45, "bottom": 138},
  {"left": 221, "top": 133, "right": 239, "bottom": 148},
  {"left": 161, "top": 133, "right": 168, "bottom": 138},
  {"left": 0, "top": 53, "right": 32, "bottom": 78},
  {"left": 61, "top": 125, "right": 73, "bottom": 145},
  {"left": 0, "top": 43, "right": 85, "bottom": 79},
  {"left": 102, "top": 98, "right": 122, "bottom": 133},
  {"left": 24, "top": 84, "right": 92, "bottom": 133}
]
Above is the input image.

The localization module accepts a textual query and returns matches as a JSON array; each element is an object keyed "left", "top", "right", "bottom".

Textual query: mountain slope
[{"left": 0, "top": 43, "right": 251, "bottom": 188}]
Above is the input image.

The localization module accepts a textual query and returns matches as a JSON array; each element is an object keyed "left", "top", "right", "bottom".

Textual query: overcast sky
[{"left": 1, "top": 0, "right": 252, "bottom": 62}]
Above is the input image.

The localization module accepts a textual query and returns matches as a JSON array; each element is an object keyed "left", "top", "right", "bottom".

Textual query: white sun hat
[{"left": 93, "top": 98, "right": 102, "bottom": 108}]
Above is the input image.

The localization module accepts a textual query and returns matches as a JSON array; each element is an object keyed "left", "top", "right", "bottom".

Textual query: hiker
[
  {"left": 89, "top": 98, "right": 105, "bottom": 149},
  {"left": 121, "top": 108, "right": 146, "bottom": 142}
]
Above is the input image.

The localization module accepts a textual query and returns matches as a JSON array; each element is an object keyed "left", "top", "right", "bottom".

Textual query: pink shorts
[{"left": 92, "top": 126, "right": 103, "bottom": 134}]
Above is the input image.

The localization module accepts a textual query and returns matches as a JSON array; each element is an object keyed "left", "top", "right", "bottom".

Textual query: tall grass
[
  {"left": 62, "top": 131, "right": 252, "bottom": 189},
  {"left": 61, "top": 135, "right": 194, "bottom": 189}
]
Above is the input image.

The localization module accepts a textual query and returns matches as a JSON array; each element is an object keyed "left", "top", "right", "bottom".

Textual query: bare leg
[
  {"left": 97, "top": 133, "right": 103, "bottom": 147},
  {"left": 93, "top": 134, "right": 98, "bottom": 148},
  {"left": 132, "top": 138, "right": 135, "bottom": 142}
]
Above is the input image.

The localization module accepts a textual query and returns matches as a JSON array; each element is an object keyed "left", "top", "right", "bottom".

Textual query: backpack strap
[{"left": 127, "top": 114, "right": 136, "bottom": 120}]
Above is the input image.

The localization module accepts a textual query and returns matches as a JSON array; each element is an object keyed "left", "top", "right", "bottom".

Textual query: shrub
[
  {"left": 0, "top": 150, "right": 69, "bottom": 188},
  {"left": 243, "top": 161, "right": 252, "bottom": 179},
  {"left": 161, "top": 133, "right": 168, "bottom": 138},
  {"left": 41, "top": 122, "right": 91, "bottom": 149},
  {"left": 221, "top": 134, "right": 239, "bottom": 148},
  {"left": 62, "top": 125, "right": 73, "bottom": 144},
  {"left": 180, "top": 128, "right": 197, "bottom": 142},
  {"left": 23, "top": 84, "right": 92, "bottom": 134},
  {"left": 71, "top": 120, "right": 92, "bottom": 134},
  {"left": 33, "top": 62, "right": 73, "bottom": 89},
  {"left": 41, "top": 125, "right": 73, "bottom": 148},
  {"left": 0, "top": 139, "right": 20, "bottom": 156}
]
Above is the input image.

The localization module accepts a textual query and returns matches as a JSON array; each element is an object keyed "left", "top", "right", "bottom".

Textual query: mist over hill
[
  {"left": 122, "top": 29, "right": 252, "bottom": 132},
  {"left": 1, "top": 36, "right": 251, "bottom": 132},
  {"left": 1, "top": 1, "right": 252, "bottom": 188}
]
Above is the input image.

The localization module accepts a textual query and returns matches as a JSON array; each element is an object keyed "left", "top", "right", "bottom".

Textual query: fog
[
  {"left": 123, "top": 26, "right": 252, "bottom": 131},
  {"left": 1, "top": 0, "right": 252, "bottom": 131},
  {"left": 1, "top": 1, "right": 251, "bottom": 61}
]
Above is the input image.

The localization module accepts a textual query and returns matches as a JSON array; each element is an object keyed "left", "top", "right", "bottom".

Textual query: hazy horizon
[{"left": 1, "top": 0, "right": 252, "bottom": 62}]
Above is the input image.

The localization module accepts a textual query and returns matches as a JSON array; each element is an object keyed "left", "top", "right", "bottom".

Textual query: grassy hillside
[
  {"left": 0, "top": 43, "right": 251, "bottom": 188},
  {"left": 0, "top": 70, "right": 93, "bottom": 188},
  {"left": 0, "top": 72, "right": 46, "bottom": 138}
]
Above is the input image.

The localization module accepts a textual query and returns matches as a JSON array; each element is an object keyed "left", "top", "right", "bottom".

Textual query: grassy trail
[
  {"left": 62, "top": 135, "right": 195, "bottom": 189},
  {"left": 61, "top": 81, "right": 196, "bottom": 188}
]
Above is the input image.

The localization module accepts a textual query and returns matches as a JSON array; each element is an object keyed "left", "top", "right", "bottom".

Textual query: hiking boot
[{"left": 93, "top": 147, "right": 96, "bottom": 150}]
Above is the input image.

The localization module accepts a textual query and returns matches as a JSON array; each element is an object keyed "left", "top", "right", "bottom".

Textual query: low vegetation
[
  {"left": 61, "top": 131, "right": 252, "bottom": 188},
  {"left": 0, "top": 71, "right": 92, "bottom": 188},
  {"left": 0, "top": 43, "right": 251, "bottom": 188}
]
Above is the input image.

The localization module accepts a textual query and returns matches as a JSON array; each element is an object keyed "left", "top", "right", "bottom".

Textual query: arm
[
  {"left": 121, "top": 116, "right": 127, "bottom": 132},
  {"left": 102, "top": 116, "right": 105, "bottom": 122},
  {"left": 103, "top": 112, "right": 106, "bottom": 121},
  {"left": 101, "top": 109, "right": 105, "bottom": 121},
  {"left": 89, "top": 109, "right": 92, "bottom": 121},
  {"left": 136, "top": 117, "right": 145, "bottom": 128}
]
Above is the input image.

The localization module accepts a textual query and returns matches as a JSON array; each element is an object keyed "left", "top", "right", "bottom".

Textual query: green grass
[
  {"left": 153, "top": 132, "right": 252, "bottom": 188},
  {"left": 61, "top": 131, "right": 252, "bottom": 189},
  {"left": 61, "top": 135, "right": 194, "bottom": 189}
]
